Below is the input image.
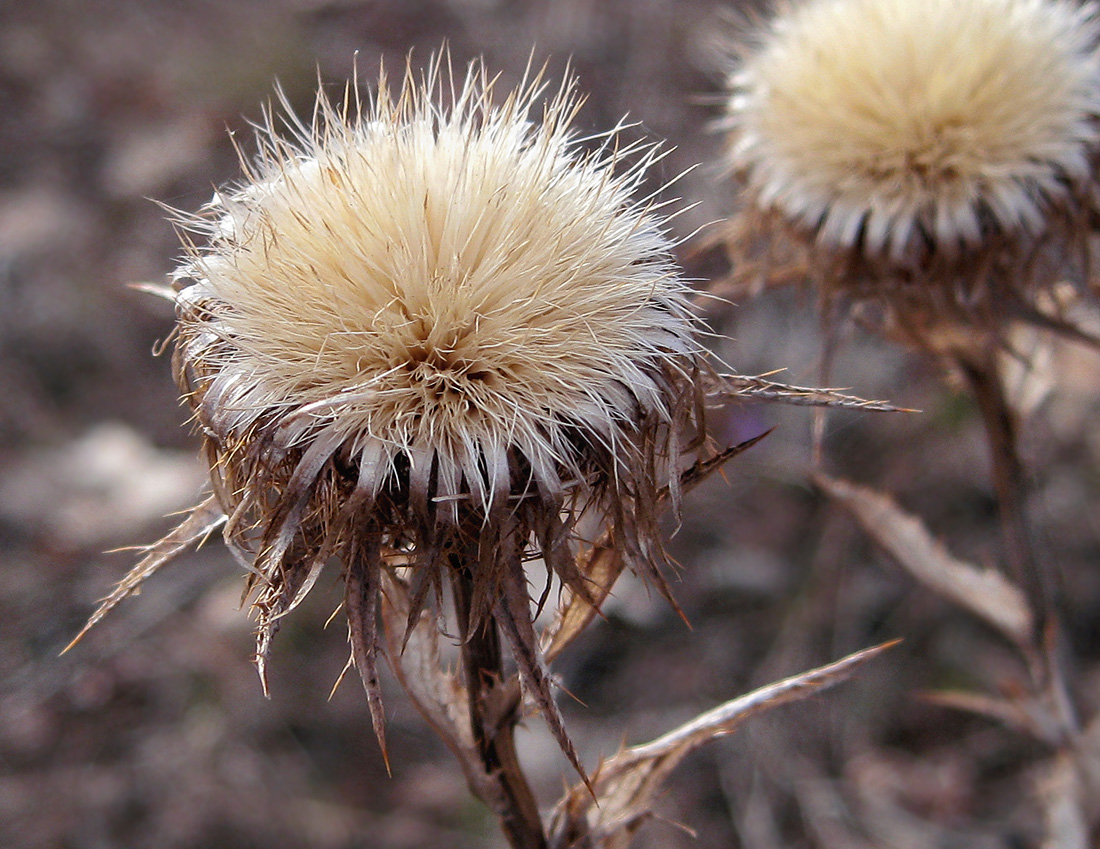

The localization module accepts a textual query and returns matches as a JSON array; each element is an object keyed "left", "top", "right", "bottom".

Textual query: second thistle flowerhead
[
  {"left": 166, "top": 55, "right": 702, "bottom": 747},
  {"left": 721, "top": 0, "right": 1100, "bottom": 337}
]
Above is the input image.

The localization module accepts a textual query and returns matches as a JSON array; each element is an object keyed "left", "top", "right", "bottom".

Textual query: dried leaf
[
  {"left": 64, "top": 494, "right": 227, "bottom": 652},
  {"left": 127, "top": 280, "right": 178, "bottom": 301},
  {"left": 708, "top": 372, "right": 910, "bottom": 413},
  {"left": 345, "top": 529, "right": 388, "bottom": 771},
  {"left": 542, "top": 434, "right": 771, "bottom": 664},
  {"left": 496, "top": 553, "right": 588, "bottom": 785},
  {"left": 920, "top": 690, "right": 1064, "bottom": 746},
  {"left": 548, "top": 640, "right": 898, "bottom": 849},
  {"left": 542, "top": 538, "right": 623, "bottom": 665},
  {"left": 379, "top": 571, "right": 500, "bottom": 806},
  {"left": 817, "top": 474, "right": 1034, "bottom": 645},
  {"left": 1010, "top": 298, "right": 1100, "bottom": 352}
]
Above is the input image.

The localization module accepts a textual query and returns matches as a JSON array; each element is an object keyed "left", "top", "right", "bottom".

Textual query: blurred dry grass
[{"left": 4, "top": 1, "right": 1100, "bottom": 847}]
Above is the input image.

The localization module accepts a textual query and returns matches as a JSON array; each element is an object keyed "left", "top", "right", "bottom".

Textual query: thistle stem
[
  {"left": 954, "top": 349, "right": 1049, "bottom": 648},
  {"left": 451, "top": 559, "right": 547, "bottom": 849}
]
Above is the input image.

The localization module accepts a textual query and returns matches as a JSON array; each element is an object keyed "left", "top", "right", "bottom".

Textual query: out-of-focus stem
[
  {"left": 955, "top": 348, "right": 1083, "bottom": 738},
  {"left": 451, "top": 557, "right": 547, "bottom": 849},
  {"left": 954, "top": 350, "right": 1049, "bottom": 649}
]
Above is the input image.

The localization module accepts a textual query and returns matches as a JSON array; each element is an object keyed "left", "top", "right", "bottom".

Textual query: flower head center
[
  {"left": 399, "top": 333, "right": 500, "bottom": 398},
  {"left": 863, "top": 123, "right": 970, "bottom": 187}
]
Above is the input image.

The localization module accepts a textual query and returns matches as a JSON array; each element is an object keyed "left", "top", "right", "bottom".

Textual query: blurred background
[{"left": 4, "top": 1, "right": 1100, "bottom": 847}]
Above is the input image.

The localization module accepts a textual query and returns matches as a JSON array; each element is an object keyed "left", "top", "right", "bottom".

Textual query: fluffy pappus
[
  {"left": 720, "top": 0, "right": 1100, "bottom": 343},
  {"left": 136, "top": 54, "right": 706, "bottom": 763}
]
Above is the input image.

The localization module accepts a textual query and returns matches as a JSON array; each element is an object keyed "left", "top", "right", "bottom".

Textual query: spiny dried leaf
[
  {"left": 496, "top": 552, "right": 588, "bottom": 786},
  {"left": 542, "top": 434, "right": 772, "bottom": 664},
  {"left": 921, "top": 617, "right": 1079, "bottom": 750},
  {"left": 64, "top": 495, "right": 227, "bottom": 653},
  {"left": 548, "top": 640, "right": 898, "bottom": 849},
  {"left": 920, "top": 690, "right": 1066, "bottom": 746},
  {"left": 677, "top": 431, "right": 774, "bottom": 493},
  {"left": 817, "top": 473, "right": 1034, "bottom": 645},
  {"left": 253, "top": 535, "right": 337, "bottom": 696},
  {"left": 345, "top": 528, "right": 388, "bottom": 771},
  {"left": 708, "top": 371, "right": 910, "bottom": 412},
  {"left": 625, "top": 641, "right": 898, "bottom": 762},
  {"left": 1009, "top": 298, "right": 1100, "bottom": 352},
  {"left": 378, "top": 571, "right": 497, "bottom": 802},
  {"left": 542, "top": 538, "right": 622, "bottom": 665},
  {"left": 127, "top": 280, "right": 177, "bottom": 301}
]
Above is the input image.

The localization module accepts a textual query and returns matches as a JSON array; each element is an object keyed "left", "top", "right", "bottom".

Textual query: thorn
[
  {"left": 329, "top": 657, "right": 354, "bottom": 701},
  {"left": 59, "top": 627, "right": 90, "bottom": 656}
]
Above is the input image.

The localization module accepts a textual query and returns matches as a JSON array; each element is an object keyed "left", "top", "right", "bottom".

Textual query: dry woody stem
[
  {"left": 452, "top": 557, "right": 547, "bottom": 849},
  {"left": 953, "top": 348, "right": 1050, "bottom": 642}
]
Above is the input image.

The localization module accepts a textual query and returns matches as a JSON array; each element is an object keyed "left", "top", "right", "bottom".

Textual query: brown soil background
[{"left": 3, "top": 1, "right": 1100, "bottom": 847}]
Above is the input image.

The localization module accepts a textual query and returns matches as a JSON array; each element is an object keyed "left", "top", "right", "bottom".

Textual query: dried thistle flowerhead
[
  {"left": 121, "top": 55, "right": 704, "bottom": 757},
  {"left": 720, "top": 0, "right": 1100, "bottom": 344}
]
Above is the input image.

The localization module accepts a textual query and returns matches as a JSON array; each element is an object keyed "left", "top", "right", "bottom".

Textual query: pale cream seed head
[
  {"left": 175, "top": 58, "right": 700, "bottom": 520},
  {"left": 726, "top": 0, "right": 1100, "bottom": 262},
  {"left": 74, "top": 55, "right": 711, "bottom": 776}
]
